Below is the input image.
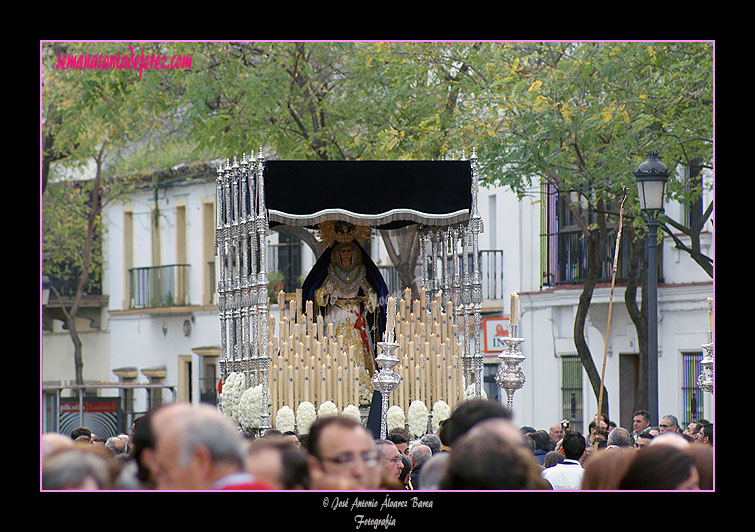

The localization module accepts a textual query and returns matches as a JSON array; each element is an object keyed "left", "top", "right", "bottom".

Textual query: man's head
[
  {"left": 70, "top": 426, "right": 92, "bottom": 441},
  {"left": 153, "top": 404, "right": 246, "bottom": 490},
  {"left": 117, "top": 434, "right": 131, "bottom": 450},
  {"left": 632, "top": 410, "right": 651, "bottom": 434},
  {"left": 307, "top": 415, "right": 380, "bottom": 490},
  {"left": 105, "top": 436, "right": 127, "bottom": 456},
  {"left": 560, "top": 431, "right": 587, "bottom": 461},
  {"left": 443, "top": 399, "right": 513, "bottom": 447},
  {"left": 549, "top": 423, "right": 564, "bottom": 443},
  {"left": 137, "top": 402, "right": 194, "bottom": 486},
  {"left": 606, "top": 427, "right": 633, "bottom": 448},
  {"left": 42, "top": 433, "right": 74, "bottom": 459},
  {"left": 660, "top": 414, "right": 680, "bottom": 433},
  {"left": 439, "top": 423, "right": 547, "bottom": 490},
  {"left": 387, "top": 432, "right": 410, "bottom": 456},
  {"left": 684, "top": 420, "right": 706, "bottom": 438},
  {"left": 698, "top": 423, "right": 713, "bottom": 446},
  {"left": 636, "top": 432, "right": 654, "bottom": 450},
  {"left": 376, "top": 439, "right": 404, "bottom": 479},
  {"left": 419, "top": 433, "right": 442, "bottom": 455},
  {"left": 410, "top": 444, "right": 432, "bottom": 468},
  {"left": 282, "top": 431, "right": 301, "bottom": 448},
  {"left": 42, "top": 446, "right": 116, "bottom": 490}
]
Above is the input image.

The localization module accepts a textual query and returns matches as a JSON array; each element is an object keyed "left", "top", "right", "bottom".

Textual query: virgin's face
[{"left": 339, "top": 245, "right": 353, "bottom": 267}]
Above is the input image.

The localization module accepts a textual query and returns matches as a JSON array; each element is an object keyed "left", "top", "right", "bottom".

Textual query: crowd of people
[{"left": 41, "top": 400, "right": 713, "bottom": 491}]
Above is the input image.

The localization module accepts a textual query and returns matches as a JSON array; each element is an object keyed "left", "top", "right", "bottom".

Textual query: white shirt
[{"left": 541, "top": 458, "right": 584, "bottom": 490}]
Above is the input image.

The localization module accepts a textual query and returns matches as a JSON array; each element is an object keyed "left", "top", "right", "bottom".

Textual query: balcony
[
  {"left": 378, "top": 249, "right": 505, "bottom": 301},
  {"left": 541, "top": 228, "right": 662, "bottom": 287},
  {"left": 129, "top": 264, "right": 190, "bottom": 309}
]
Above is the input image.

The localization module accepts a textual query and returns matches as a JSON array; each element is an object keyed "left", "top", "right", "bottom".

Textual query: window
[
  {"left": 202, "top": 200, "right": 216, "bottom": 304},
  {"left": 274, "top": 233, "right": 302, "bottom": 293},
  {"left": 483, "top": 362, "right": 500, "bottom": 404},
  {"left": 540, "top": 181, "right": 558, "bottom": 287},
  {"left": 123, "top": 210, "right": 133, "bottom": 309},
  {"left": 561, "top": 356, "right": 583, "bottom": 434},
  {"left": 540, "top": 181, "right": 638, "bottom": 287},
  {"left": 175, "top": 204, "right": 187, "bottom": 264},
  {"left": 682, "top": 351, "right": 705, "bottom": 425},
  {"left": 200, "top": 357, "right": 218, "bottom": 405}
]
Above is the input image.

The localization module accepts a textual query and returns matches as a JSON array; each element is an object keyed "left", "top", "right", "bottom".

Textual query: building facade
[{"left": 43, "top": 159, "right": 714, "bottom": 435}]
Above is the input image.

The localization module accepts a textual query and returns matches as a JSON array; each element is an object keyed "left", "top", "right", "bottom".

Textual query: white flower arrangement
[
  {"left": 275, "top": 405, "right": 296, "bottom": 433},
  {"left": 359, "top": 385, "right": 373, "bottom": 407},
  {"left": 464, "top": 383, "right": 488, "bottom": 401},
  {"left": 431, "top": 400, "right": 451, "bottom": 433},
  {"left": 342, "top": 404, "right": 362, "bottom": 423},
  {"left": 318, "top": 400, "right": 339, "bottom": 418},
  {"left": 387, "top": 405, "right": 406, "bottom": 433},
  {"left": 237, "top": 384, "right": 270, "bottom": 433},
  {"left": 220, "top": 372, "right": 245, "bottom": 422},
  {"left": 296, "top": 401, "right": 317, "bottom": 434},
  {"left": 407, "top": 400, "right": 429, "bottom": 438}
]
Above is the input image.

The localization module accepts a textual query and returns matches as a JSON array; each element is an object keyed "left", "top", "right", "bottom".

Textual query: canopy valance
[{"left": 263, "top": 160, "right": 473, "bottom": 229}]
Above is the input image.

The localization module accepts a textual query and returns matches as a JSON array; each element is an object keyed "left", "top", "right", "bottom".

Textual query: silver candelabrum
[
  {"left": 371, "top": 332, "right": 402, "bottom": 439},
  {"left": 495, "top": 323, "right": 526, "bottom": 410},
  {"left": 697, "top": 334, "right": 714, "bottom": 394}
]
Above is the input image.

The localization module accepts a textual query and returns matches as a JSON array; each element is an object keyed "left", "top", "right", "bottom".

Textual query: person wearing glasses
[
  {"left": 306, "top": 415, "right": 381, "bottom": 490},
  {"left": 376, "top": 439, "right": 405, "bottom": 480},
  {"left": 659, "top": 414, "right": 680, "bottom": 434}
]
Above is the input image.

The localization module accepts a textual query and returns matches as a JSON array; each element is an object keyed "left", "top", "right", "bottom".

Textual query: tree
[
  {"left": 162, "top": 42, "right": 494, "bottom": 295},
  {"left": 42, "top": 41, "right": 171, "bottom": 384},
  {"left": 471, "top": 42, "right": 713, "bottom": 417}
]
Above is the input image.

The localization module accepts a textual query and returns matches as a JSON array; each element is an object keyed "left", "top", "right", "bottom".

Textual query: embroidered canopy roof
[{"left": 263, "top": 160, "right": 473, "bottom": 229}]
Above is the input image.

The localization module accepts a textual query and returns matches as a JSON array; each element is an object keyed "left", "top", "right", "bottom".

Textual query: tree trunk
[
  {"left": 63, "top": 145, "right": 105, "bottom": 386},
  {"left": 574, "top": 230, "right": 609, "bottom": 418}
]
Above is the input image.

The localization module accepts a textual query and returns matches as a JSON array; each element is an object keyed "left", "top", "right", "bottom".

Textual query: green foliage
[
  {"left": 472, "top": 42, "right": 712, "bottom": 215},
  {"left": 42, "top": 41, "right": 713, "bottom": 279}
]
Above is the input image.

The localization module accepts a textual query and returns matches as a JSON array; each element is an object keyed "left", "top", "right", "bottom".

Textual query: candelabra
[
  {"left": 371, "top": 329, "right": 402, "bottom": 439},
  {"left": 698, "top": 297, "right": 713, "bottom": 394},
  {"left": 697, "top": 342, "right": 713, "bottom": 393},
  {"left": 495, "top": 323, "right": 526, "bottom": 410}
]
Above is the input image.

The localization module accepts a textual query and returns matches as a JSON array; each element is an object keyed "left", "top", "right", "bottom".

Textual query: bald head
[
  {"left": 42, "top": 433, "right": 74, "bottom": 459},
  {"left": 410, "top": 444, "right": 432, "bottom": 467},
  {"left": 106, "top": 436, "right": 127, "bottom": 455}
]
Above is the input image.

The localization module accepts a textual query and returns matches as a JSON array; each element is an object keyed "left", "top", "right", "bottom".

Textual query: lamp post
[{"left": 633, "top": 150, "right": 670, "bottom": 427}]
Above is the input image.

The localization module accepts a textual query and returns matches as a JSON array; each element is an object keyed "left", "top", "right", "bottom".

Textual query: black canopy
[{"left": 264, "top": 160, "right": 472, "bottom": 229}]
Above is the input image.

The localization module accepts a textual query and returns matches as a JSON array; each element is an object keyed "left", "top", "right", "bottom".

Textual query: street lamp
[{"left": 633, "top": 150, "right": 670, "bottom": 428}]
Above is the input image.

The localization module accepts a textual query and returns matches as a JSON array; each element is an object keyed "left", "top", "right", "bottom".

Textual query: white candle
[
  {"left": 510, "top": 292, "right": 519, "bottom": 326},
  {"left": 387, "top": 296, "right": 396, "bottom": 341},
  {"left": 707, "top": 297, "right": 713, "bottom": 335}
]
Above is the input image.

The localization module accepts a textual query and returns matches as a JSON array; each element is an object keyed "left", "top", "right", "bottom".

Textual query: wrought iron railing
[
  {"left": 378, "top": 249, "right": 505, "bottom": 301},
  {"left": 541, "top": 227, "right": 661, "bottom": 287},
  {"left": 129, "top": 264, "right": 190, "bottom": 309},
  {"left": 479, "top": 249, "right": 504, "bottom": 300}
]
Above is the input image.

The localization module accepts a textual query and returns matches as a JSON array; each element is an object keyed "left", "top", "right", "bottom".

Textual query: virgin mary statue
[{"left": 301, "top": 221, "right": 389, "bottom": 437}]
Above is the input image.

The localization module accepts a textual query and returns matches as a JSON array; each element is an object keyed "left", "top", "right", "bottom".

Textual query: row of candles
[{"left": 266, "top": 289, "right": 467, "bottom": 422}]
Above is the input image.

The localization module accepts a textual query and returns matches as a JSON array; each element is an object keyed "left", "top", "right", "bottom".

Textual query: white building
[
  {"left": 43, "top": 158, "right": 713, "bottom": 435},
  {"left": 475, "top": 169, "right": 713, "bottom": 433}
]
